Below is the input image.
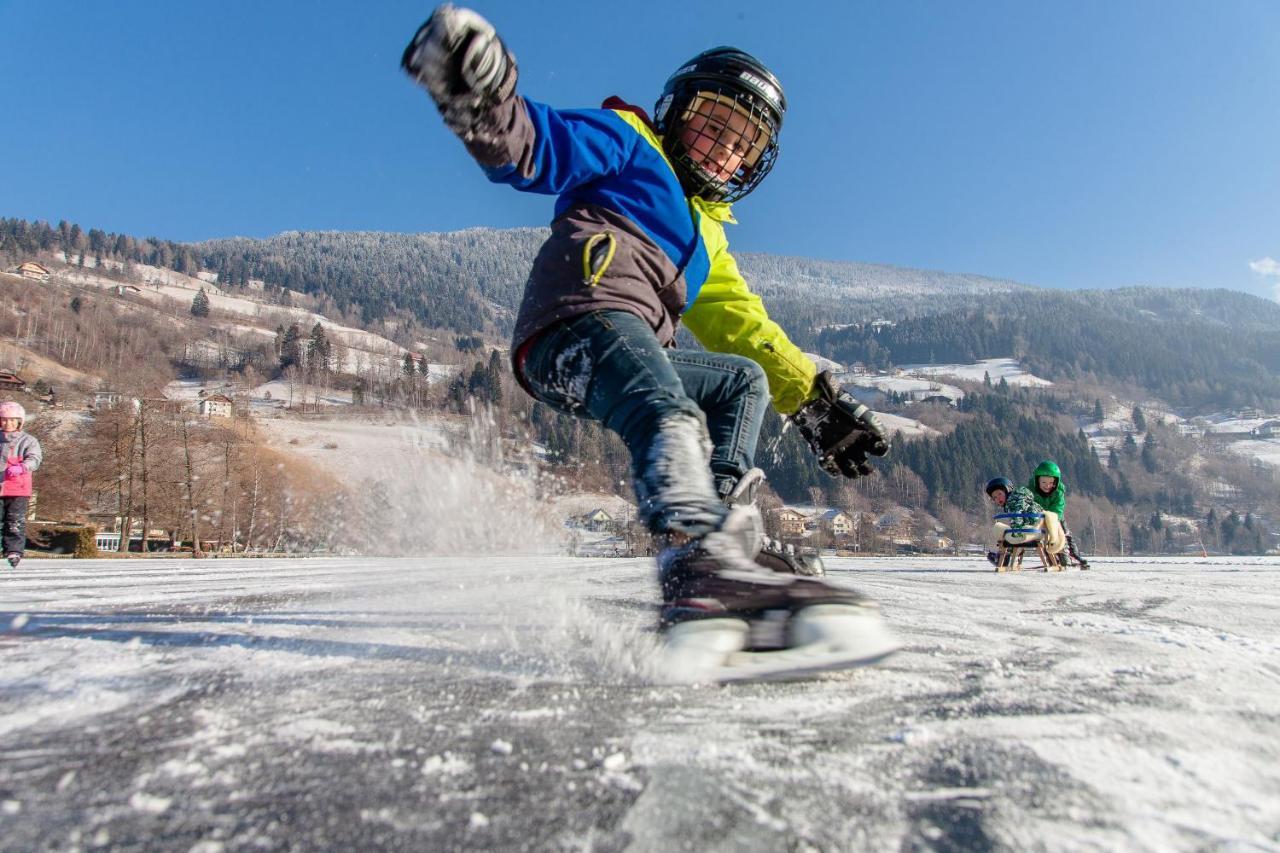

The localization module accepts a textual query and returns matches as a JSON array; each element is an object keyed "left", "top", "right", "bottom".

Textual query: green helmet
[{"left": 1033, "top": 460, "right": 1061, "bottom": 480}]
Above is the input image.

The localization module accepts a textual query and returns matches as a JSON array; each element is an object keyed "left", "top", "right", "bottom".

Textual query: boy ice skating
[
  {"left": 1027, "top": 460, "right": 1089, "bottom": 569},
  {"left": 1, "top": 401, "right": 41, "bottom": 568},
  {"left": 402, "top": 6, "right": 896, "bottom": 674}
]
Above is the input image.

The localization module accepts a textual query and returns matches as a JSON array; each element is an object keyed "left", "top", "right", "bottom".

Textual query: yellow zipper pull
[{"left": 581, "top": 231, "right": 617, "bottom": 287}]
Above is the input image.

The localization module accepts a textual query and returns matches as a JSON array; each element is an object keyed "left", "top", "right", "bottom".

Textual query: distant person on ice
[
  {"left": 1027, "top": 460, "right": 1090, "bottom": 569},
  {"left": 401, "top": 5, "right": 896, "bottom": 668},
  {"left": 1, "top": 401, "right": 41, "bottom": 568}
]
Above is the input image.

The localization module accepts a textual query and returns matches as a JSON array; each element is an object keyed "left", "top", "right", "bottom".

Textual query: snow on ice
[{"left": 0, "top": 554, "right": 1277, "bottom": 849}]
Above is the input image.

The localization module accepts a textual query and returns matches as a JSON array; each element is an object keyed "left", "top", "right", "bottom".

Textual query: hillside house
[
  {"left": 92, "top": 390, "right": 126, "bottom": 409},
  {"left": 773, "top": 507, "right": 811, "bottom": 537},
  {"left": 875, "top": 510, "right": 916, "bottom": 542},
  {"left": 198, "top": 394, "right": 234, "bottom": 418},
  {"left": 820, "top": 509, "right": 856, "bottom": 537},
  {"left": 87, "top": 513, "right": 172, "bottom": 550},
  {"left": 906, "top": 383, "right": 962, "bottom": 405},
  {"left": 771, "top": 506, "right": 856, "bottom": 541},
  {"left": 578, "top": 508, "right": 614, "bottom": 532},
  {"left": 144, "top": 397, "right": 188, "bottom": 415},
  {"left": 16, "top": 261, "right": 50, "bottom": 281},
  {"left": 0, "top": 371, "right": 25, "bottom": 393},
  {"left": 1252, "top": 421, "right": 1280, "bottom": 439}
]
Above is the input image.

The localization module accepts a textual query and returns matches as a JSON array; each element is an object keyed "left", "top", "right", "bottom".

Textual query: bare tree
[{"left": 177, "top": 415, "right": 203, "bottom": 557}]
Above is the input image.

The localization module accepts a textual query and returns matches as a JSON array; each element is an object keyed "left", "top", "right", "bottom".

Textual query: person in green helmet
[{"left": 1028, "top": 460, "right": 1090, "bottom": 569}]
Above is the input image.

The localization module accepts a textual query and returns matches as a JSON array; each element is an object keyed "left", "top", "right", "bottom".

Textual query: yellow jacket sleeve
[{"left": 682, "top": 211, "right": 817, "bottom": 414}]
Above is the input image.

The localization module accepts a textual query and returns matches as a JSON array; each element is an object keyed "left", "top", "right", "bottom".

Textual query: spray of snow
[
  {"left": 356, "top": 405, "right": 563, "bottom": 555},
  {"left": 547, "top": 338, "right": 593, "bottom": 409},
  {"left": 634, "top": 414, "right": 719, "bottom": 534}
]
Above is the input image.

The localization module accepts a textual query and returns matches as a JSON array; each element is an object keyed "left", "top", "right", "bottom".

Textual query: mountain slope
[
  {"left": 190, "top": 228, "right": 1035, "bottom": 337},
  {"left": 819, "top": 288, "right": 1280, "bottom": 409}
]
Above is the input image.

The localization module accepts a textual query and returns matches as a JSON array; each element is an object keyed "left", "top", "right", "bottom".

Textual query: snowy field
[
  {"left": 1, "top": 556, "right": 1277, "bottom": 851},
  {"left": 900, "top": 358, "right": 1053, "bottom": 388},
  {"left": 1229, "top": 437, "right": 1280, "bottom": 469}
]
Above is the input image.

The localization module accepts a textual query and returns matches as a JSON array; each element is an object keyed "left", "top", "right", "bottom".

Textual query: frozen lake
[{"left": 1, "top": 555, "right": 1277, "bottom": 850}]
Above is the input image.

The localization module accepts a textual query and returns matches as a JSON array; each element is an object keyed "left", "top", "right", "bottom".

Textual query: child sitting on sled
[
  {"left": 1027, "top": 460, "right": 1090, "bottom": 569},
  {"left": 984, "top": 477, "right": 1065, "bottom": 565}
]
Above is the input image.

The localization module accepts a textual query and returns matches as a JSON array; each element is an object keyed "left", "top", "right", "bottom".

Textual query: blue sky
[{"left": 2, "top": 1, "right": 1278, "bottom": 297}]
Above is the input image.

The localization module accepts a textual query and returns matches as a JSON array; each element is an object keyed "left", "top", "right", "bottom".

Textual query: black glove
[
  {"left": 790, "top": 372, "right": 891, "bottom": 478},
  {"left": 400, "top": 5, "right": 517, "bottom": 140}
]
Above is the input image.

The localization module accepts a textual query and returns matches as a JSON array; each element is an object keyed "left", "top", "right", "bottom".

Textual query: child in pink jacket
[{"left": 1, "top": 401, "right": 42, "bottom": 567}]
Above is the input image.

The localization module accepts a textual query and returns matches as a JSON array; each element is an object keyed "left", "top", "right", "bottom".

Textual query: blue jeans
[{"left": 520, "top": 311, "right": 769, "bottom": 537}]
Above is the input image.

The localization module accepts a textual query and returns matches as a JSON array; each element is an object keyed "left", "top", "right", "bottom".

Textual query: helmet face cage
[
  {"left": 664, "top": 87, "right": 778, "bottom": 202},
  {"left": 655, "top": 48, "right": 785, "bottom": 203}
]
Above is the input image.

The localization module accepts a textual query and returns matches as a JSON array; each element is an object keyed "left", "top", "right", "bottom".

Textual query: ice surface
[{"left": 0, "top": 555, "right": 1277, "bottom": 850}]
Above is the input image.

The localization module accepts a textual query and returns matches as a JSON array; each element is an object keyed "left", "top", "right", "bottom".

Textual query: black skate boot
[
  {"left": 5, "top": 553, "right": 21, "bottom": 568},
  {"left": 1065, "top": 533, "right": 1090, "bottom": 570},
  {"left": 753, "top": 537, "right": 826, "bottom": 577},
  {"left": 722, "top": 468, "right": 825, "bottom": 577},
  {"left": 656, "top": 506, "right": 899, "bottom": 682}
]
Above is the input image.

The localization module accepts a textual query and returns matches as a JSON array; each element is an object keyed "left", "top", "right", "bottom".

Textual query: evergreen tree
[
  {"left": 190, "top": 288, "right": 211, "bottom": 317},
  {"left": 465, "top": 361, "right": 483, "bottom": 400},
  {"left": 446, "top": 372, "right": 468, "bottom": 412},
  {"left": 402, "top": 352, "right": 417, "bottom": 379},
  {"left": 1113, "top": 471, "right": 1134, "bottom": 503},
  {"left": 1093, "top": 399, "right": 1105, "bottom": 421},
  {"left": 1141, "top": 433, "right": 1158, "bottom": 473},
  {"left": 307, "top": 323, "right": 330, "bottom": 372},
  {"left": 1132, "top": 405, "right": 1147, "bottom": 432},
  {"left": 485, "top": 350, "right": 505, "bottom": 406},
  {"left": 1221, "top": 513, "right": 1239, "bottom": 551},
  {"left": 279, "top": 324, "right": 302, "bottom": 370}
]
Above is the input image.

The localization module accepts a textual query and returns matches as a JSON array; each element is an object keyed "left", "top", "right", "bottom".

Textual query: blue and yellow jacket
[{"left": 457, "top": 84, "right": 817, "bottom": 415}]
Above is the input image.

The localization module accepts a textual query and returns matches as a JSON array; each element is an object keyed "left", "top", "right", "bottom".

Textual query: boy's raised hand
[
  {"left": 401, "top": 5, "right": 516, "bottom": 138},
  {"left": 791, "top": 372, "right": 891, "bottom": 479}
]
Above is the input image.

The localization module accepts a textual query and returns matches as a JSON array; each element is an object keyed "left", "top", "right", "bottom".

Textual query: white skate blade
[
  {"left": 661, "top": 605, "right": 900, "bottom": 685},
  {"left": 660, "top": 618, "right": 750, "bottom": 683}
]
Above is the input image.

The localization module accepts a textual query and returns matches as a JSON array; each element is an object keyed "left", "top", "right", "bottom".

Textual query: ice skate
[
  {"left": 5, "top": 553, "right": 20, "bottom": 568},
  {"left": 753, "top": 537, "right": 825, "bottom": 577},
  {"left": 657, "top": 506, "right": 899, "bottom": 683},
  {"left": 722, "top": 468, "right": 824, "bottom": 577}
]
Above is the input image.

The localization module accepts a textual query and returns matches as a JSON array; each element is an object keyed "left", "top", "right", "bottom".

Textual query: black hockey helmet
[
  {"left": 985, "top": 477, "right": 1014, "bottom": 499},
  {"left": 653, "top": 46, "right": 786, "bottom": 202}
]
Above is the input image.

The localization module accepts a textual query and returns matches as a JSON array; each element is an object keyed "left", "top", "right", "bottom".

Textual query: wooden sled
[{"left": 993, "top": 512, "right": 1068, "bottom": 573}]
